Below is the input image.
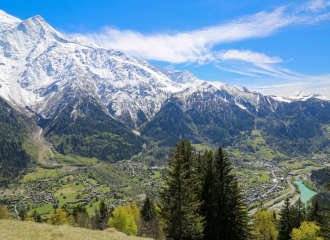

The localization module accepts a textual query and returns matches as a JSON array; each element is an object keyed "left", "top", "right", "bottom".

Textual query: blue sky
[{"left": 2, "top": 0, "right": 330, "bottom": 97}]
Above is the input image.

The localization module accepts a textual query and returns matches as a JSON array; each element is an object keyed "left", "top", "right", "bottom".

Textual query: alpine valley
[{"left": 0, "top": 9, "right": 330, "bottom": 188}]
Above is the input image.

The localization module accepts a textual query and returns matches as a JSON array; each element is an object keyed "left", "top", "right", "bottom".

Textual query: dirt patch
[
  {"left": 270, "top": 194, "right": 301, "bottom": 212},
  {"left": 55, "top": 188, "right": 76, "bottom": 197}
]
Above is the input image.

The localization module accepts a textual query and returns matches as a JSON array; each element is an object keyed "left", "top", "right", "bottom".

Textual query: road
[
  {"left": 249, "top": 176, "right": 295, "bottom": 215},
  {"left": 37, "top": 128, "right": 57, "bottom": 165},
  {"left": 248, "top": 167, "right": 320, "bottom": 215}
]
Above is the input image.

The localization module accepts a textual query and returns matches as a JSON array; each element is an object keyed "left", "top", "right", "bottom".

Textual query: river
[{"left": 294, "top": 180, "right": 316, "bottom": 206}]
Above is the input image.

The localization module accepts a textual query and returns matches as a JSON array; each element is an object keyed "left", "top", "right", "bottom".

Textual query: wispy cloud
[
  {"left": 71, "top": 0, "right": 330, "bottom": 65},
  {"left": 68, "top": 0, "right": 330, "bottom": 97}
]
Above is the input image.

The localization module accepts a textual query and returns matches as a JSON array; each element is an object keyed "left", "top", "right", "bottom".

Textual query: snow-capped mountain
[
  {"left": 0, "top": 10, "right": 327, "bottom": 128},
  {"left": 271, "top": 91, "right": 327, "bottom": 103},
  {"left": 0, "top": 10, "right": 21, "bottom": 32}
]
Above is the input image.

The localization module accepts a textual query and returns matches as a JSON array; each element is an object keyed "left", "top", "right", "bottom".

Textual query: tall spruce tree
[
  {"left": 306, "top": 199, "right": 324, "bottom": 224},
  {"left": 198, "top": 149, "right": 214, "bottom": 228},
  {"left": 139, "top": 196, "right": 163, "bottom": 239},
  {"left": 277, "top": 198, "right": 293, "bottom": 240},
  {"left": 158, "top": 140, "right": 204, "bottom": 240},
  {"left": 291, "top": 198, "right": 306, "bottom": 229},
  {"left": 141, "top": 195, "right": 156, "bottom": 221},
  {"left": 317, "top": 168, "right": 330, "bottom": 239},
  {"left": 203, "top": 146, "right": 251, "bottom": 240}
]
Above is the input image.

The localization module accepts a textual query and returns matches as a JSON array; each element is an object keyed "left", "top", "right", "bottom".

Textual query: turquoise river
[{"left": 294, "top": 180, "right": 317, "bottom": 205}]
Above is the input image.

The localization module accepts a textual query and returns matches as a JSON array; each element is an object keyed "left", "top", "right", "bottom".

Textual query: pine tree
[
  {"left": 139, "top": 196, "right": 162, "bottom": 239},
  {"left": 141, "top": 195, "right": 156, "bottom": 221},
  {"left": 198, "top": 149, "right": 213, "bottom": 220},
  {"left": 158, "top": 140, "right": 204, "bottom": 240},
  {"left": 202, "top": 146, "right": 251, "bottom": 240},
  {"left": 318, "top": 182, "right": 330, "bottom": 238},
  {"left": 99, "top": 200, "right": 109, "bottom": 223},
  {"left": 32, "top": 210, "right": 42, "bottom": 223},
  {"left": 291, "top": 198, "right": 306, "bottom": 229},
  {"left": 18, "top": 209, "right": 28, "bottom": 221},
  {"left": 306, "top": 199, "right": 323, "bottom": 224},
  {"left": 277, "top": 198, "right": 293, "bottom": 240}
]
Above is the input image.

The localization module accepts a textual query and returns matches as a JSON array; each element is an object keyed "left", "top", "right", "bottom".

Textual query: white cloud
[
  {"left": 72, "top": 0, "right": 330, "bottom": 65},
  {"left": 301, "top": 0, "right": 330, "bottom": 12},
  {"left": 217, "top": 50, "right": 282, "bottom": 64},
  {"left": 68, "top": 0, "right": 330, "bottom": 97}
]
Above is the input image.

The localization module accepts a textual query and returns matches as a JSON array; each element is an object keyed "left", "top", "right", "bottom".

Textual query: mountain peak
[
  {"left": 0, "top": 10, "right": 21, "bottom": 32},
  {"left": 289, "top": 91, "right": 327, "bottom": 101}
]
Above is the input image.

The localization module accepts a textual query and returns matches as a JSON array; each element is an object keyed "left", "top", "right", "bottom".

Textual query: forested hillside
[
  {"left": 138, "top": 98, "right": 330, "bottom": 158},
  {"left": 140, "top": 102, "right": 201, "bottom": 147},
  {"left": 45, "top": 98, "right": 145, "bottom": 163},
  {"left": 0, "top": 97, "right": 32, "bottom": 186},
  {"left": 259, "top": 99, "right": 330, "bottom": 156}
]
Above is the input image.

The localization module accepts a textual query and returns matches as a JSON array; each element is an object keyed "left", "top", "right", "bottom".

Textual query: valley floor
[{"left": 0, "top": 219, "right": 150, "bottom": 240}]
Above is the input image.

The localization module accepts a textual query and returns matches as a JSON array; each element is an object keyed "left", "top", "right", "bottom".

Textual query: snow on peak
[
  {"left": 289, "top": 91, "right": 327, "bottom": 101},
  {"left": 0, "top": 10, "right": 21, "bottom": 32},
  {"left": 0, "top": 11, "right": 327, "bottom": 127}
]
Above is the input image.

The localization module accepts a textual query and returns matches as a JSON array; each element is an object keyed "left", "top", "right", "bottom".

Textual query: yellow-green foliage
[
  {"left": 0, "top": 219, "right": 149, "bottom": 240},
  {"left": 253, "top": 210, "right": 278, "bottom": 240},
  {"left": 291, "top": 221, "right": 322, "bottom": 240},
  {"left": 47, "top": 209, "right": 71, "bottom": 226},
  {"left": 0, "top": 206, "right": 11, "bottom": 219},
  {"left": 108, "top": 203, "right": 139, "bottom": 236}
]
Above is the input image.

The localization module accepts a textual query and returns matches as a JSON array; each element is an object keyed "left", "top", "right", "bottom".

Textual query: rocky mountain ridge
[{"left": 0, "top": 10, "right": 327, "bottom": 130}]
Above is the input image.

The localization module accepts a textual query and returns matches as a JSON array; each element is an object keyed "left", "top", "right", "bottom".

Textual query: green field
[
  {"left": 54, "top": 151, "right": 98, "bottom": 166},
  {"left": 192, "top": 144, "right": 213, "bottom": 152},
  {"left": 24, "top": 168, "right": 63, "bottom": 181},
  {"left": 281, "top": 160, "right": 315, "bottom": 169}
]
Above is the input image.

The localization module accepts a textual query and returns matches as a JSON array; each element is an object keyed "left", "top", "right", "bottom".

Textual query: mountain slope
[
  {"left": 140, "top": 102, "right": 201, "bottom": 147},
  {"left": 0, "top": 97, "right": 33, "bottom": 185},
  {"left": 0, "top": 9, "right": 304, "bottom": 129},
  {"left": 45, "top": 97, "right": 145, "bottom": 162},
  {"left": 0, "top": 10, "right": 329, "bottom": 161},
  {"left": 258, "top": 98, "right": 330, "bottom": 155}
]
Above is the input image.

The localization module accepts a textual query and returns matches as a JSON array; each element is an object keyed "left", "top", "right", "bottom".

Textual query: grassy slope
[{"left": 0, "top": 220, "right": 150, "bottom": 240}]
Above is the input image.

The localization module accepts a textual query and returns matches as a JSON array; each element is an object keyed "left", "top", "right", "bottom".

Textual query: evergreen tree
[
  {"left": 139, "top": 196, "right": 163, "bottom": 239},
  {"left": 306, "top": 199, "right": 323, "bottom": 224},
  {"left": 291, "top": 198, "right": 306, "bottom": 229},
  {"left": 32, "top": 210, "right": 42, "bottom": 223},
  {"left": 277, "top": 198, "right": 293, "bottom": 240},
  {"left": 18, "top": 209, "right": 28, "bottom": 221},
  {"left": 91, "top": 209, "right": 101, "bottom": 230},
  {"left": 198, "top": 149, "right": 214, "bottom": 224},
  {"left": 99, "top": 200, "right": 109, "bottom": 223},
  {"left": 313, "top": 168, "right": 330, "bottom": 239},
  {"left": 202, "top": 146, "right": 251, "bottom": 240},
  {"left": 72, "top": 204, "right": 88, "bottom": 220},
  {"left": 158, "top": 140, "right": 204, "bottom": 240},
  {"left": 141, "top": 196, "right": 156, "bottom": 221}
]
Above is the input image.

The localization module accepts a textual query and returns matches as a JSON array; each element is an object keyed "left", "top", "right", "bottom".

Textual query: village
[{"left": 0, "top": 154, "right": 327, "bottom": 218}]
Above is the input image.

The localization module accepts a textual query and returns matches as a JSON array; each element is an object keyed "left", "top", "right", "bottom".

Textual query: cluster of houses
[
  {"left": 1, "top": 182, "right": 57, "bottom": 213},
  {"left": 237, "top": 159, "right": 289, "bottom": 207}
]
